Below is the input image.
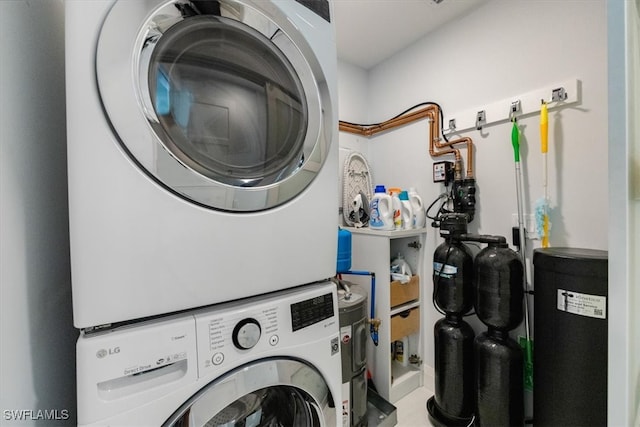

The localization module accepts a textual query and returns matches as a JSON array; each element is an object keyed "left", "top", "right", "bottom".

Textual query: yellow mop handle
[
  {"left": 540, "top": 102, "right": 548, "bottom": 154},
  {"left": 540, "top": 101, "right": 550, "bottom": 247}
]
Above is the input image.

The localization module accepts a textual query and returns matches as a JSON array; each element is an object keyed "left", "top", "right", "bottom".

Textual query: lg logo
[{"left": 96, "top": 347, "right": 120, "bottom": 358}]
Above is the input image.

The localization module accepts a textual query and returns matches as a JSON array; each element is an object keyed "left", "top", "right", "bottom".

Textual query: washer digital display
[{"left": 290, "top": 293, "right": 334, "bottom": 331}]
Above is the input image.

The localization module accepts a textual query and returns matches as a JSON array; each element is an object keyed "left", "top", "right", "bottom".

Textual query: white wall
[
  {"left": 340, "top": 0, "right": 608, "bottom": 356},
  {"left": 337, "top": 61, "right": 371, "bottom": 217},
  {"left": 627, "top": 2, "right": 640, "bottom": 423},
  {"left": 367, "top": 0, "right": 608, "bottom": 250},
  {"left": 631, "top": 0, "right": 640, "bottom": 421},
  {"left": 0, "top": 1, "right": 76, "bottom": 425}
]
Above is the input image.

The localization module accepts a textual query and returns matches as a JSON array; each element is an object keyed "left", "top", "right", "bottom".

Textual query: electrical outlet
[{"left": 511, "top": 213, "right": 538, "bottom": 239}]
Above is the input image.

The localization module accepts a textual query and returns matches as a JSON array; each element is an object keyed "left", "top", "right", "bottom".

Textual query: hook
[
  {"left": 476, "top": 110, "right": 486, "bottom": 131},
  {"left": 551, "top": 87, "right": 567, "bottom": 102},
  {"left": 510, "top": 100, "right": 521, "bottom": 122}
]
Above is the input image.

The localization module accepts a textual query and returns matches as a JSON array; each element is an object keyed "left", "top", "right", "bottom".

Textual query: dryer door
[
  {"left": 97, "top": 0, "right": 332, "bottom": 211},
  {"left": 163, "top": 358, "right": 336, "bottom": 426}
]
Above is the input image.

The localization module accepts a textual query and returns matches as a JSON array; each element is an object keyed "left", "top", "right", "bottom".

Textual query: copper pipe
[
  {"left": 338, "top": 104, "right": 474, "bottom": 178},
  {"left": 441, "top": 137, "right": 474, "bottom": 179}
]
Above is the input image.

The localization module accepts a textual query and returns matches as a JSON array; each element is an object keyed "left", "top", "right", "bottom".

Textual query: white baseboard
[{"left": 423, "top": 365, "right": 434, "bottom": 392}]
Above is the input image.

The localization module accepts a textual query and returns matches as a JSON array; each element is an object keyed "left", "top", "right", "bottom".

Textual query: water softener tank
[
  {"left": 474, "top": 240, "right": 524, "bottom": 427},
  {"left": 474, "top": 242, "right": 523, "bottom": 330},
  {"left": 433, "top": 241, "right": 474, "bottom": 314},
  {"left": 433, "top": 316, "right": 475, "bottom": 420},
  {"left": 533, "top": 248, "right": 608, "bottom": 427},
  {"left": 475, "top": 330, "right": 524, "bottom": 426}
]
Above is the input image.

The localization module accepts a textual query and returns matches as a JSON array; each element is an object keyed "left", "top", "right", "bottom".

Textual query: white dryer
[
  {"left": 76, "top": 281, "right": 342, "bottom": 426},
  {"left": 65, "top": 0, "right": 338, "bottom": 328}
]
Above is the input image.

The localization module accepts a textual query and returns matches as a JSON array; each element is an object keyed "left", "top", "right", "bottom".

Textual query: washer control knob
[{"left": 232, "top": 318, "right": 261, "bottom": 350}]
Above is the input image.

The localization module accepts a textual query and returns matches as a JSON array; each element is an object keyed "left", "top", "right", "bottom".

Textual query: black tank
[
  {"left": 474, "top": 242, "right": 523, "bottom": 330},
  {"left": 433, "top": 317, "right": 475, "bottom": 419},
  {"left": 474, "top": 330, "right": 524, "bottom": 427},
  {"left": 433, "top": 241, "right": 474, "bottom": 315}
]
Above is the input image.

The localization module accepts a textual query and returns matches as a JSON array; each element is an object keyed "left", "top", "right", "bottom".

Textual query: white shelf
[
  {"left": 348, "top": 229, "right": 427, "bottom": 404},
  {"left": 344, "top": 226, "right": 428, "bottom": 239}
]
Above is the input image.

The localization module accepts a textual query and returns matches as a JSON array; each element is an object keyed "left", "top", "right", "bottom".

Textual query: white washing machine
[
  {"left": 77, "top": 281, "right": 342, "bottom": 426},
  {"left": 65, "top": 0, "right": 338, "bottom": 329}
]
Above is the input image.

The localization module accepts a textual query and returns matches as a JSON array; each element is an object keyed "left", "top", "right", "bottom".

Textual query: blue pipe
[{"left": 340, "top": 270, "right": 377, "bottom": 346}]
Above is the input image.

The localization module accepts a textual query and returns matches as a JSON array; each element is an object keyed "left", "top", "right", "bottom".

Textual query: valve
[
  {"left": 452, "top": 178, "right": 477, "bottom": 222},
  {"left": 368, "top": 318, "right": 381, "bottom": 346}
]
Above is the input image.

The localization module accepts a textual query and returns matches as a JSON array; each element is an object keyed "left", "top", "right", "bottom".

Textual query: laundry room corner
[
  {"left": 1, "top": 0, "right": 638, "bottom": 425},
  {"left": 335, "top": 0, "right": 637, "bottom": 425}
]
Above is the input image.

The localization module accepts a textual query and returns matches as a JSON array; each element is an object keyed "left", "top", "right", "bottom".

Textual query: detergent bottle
[
  {"left": 399, "top": 190, "right": 413, "bottom": 230},
  {"left": 369, "top": 185, "right": 394, "bottom": 230},
  {"left": 390, "top": 253, "right": 413, "bottom": 283},
  {"left": 388, "top": 187, "right": 403, "bottom": 229},
  {"left": 408, "top": 187, "right": 426, "bottom": 228}
]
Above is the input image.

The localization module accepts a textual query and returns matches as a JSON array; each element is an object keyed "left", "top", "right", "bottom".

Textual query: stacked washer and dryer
[{"left": 65, "top": 0, "right": 341, "bottom": 425}]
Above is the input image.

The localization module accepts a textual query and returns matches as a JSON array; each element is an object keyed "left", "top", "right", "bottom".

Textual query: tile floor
[
  {"left": 394, "top": 384, "right": 435, "bottom": 426},
  {"left": 393, "top": 369, "right": 436, "bottom": 427}
]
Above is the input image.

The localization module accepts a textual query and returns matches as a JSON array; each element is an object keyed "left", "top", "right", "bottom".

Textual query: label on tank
[
  {"left": 433, "top": 262, "right": 457, "bottom": 278},
  {"left": 556, "top": 289, "right": 606, "bottom": 319}
]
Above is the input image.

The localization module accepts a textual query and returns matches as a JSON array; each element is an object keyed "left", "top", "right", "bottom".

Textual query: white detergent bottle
[
  {"left": 408, "top": 187, "right": 426, "bottom": 228},
  {"left": 390, "top": 253, "right": 413, "bottom": 283},
  {"left": 369, "top": 185, "right": 394, "bottom": 230},
  {"left": 399, "top": 191, "right": 413, "bottom": 229},
  {"left": 388, "top": 187, "right": 403, "bottom": 229}
]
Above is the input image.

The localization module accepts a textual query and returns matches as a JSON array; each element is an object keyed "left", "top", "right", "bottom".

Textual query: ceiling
[{"left": 333, "top": 0, "right": 487, "bottom": 69}]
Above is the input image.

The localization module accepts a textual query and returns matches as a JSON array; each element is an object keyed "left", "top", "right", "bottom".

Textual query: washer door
[
  {"left": 163, "top": 358, "right": 336, "bottom": 426},
  {"left": 97, "top": 0, "right": 331, "bottom": 211}
]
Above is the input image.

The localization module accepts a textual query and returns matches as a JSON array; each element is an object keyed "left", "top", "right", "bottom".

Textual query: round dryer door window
[
  {"left": 96, "top": 0, "right": 332, "bottom": 211},
  {"left": 162, "top": 359, "right": 336, "bottom": 426}
]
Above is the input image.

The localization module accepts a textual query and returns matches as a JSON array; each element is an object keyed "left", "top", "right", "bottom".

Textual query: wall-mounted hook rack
[{"left": 443, "top": 78, "right": 579, "bottom": 134}]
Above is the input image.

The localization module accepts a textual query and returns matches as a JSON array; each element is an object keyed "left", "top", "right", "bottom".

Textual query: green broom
[{"left": 511, "top": 119, "right": 533, "bottom": 392}]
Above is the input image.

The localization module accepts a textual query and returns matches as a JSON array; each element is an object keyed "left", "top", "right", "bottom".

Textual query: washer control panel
[{"left": 194, "top": 282, "right": 337, "bottom": 378}]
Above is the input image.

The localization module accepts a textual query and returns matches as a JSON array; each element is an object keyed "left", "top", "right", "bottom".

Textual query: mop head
[{"left": 535, "top": 197, "right": 551, "bottom": 245}]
